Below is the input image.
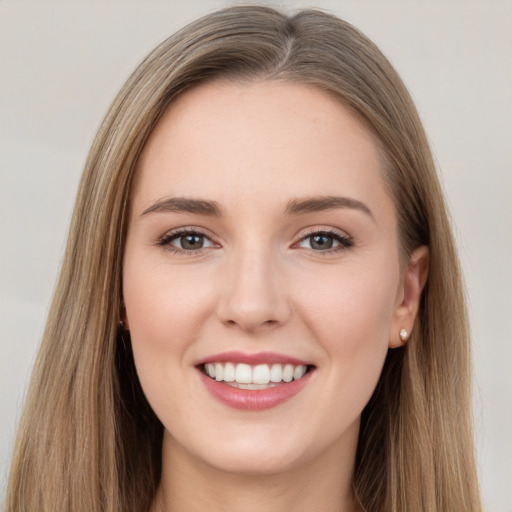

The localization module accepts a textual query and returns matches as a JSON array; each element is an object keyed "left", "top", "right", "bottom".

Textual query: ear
[{"left": 389, "top": 245, "right": 429, "bottom": 348}]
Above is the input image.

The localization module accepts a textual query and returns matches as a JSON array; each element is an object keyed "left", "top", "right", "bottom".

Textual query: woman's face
[{"left": 123, "top": 80, "right": 424, "bottom": 476}]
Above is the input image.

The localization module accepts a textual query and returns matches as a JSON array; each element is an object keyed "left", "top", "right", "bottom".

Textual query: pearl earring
[{"left": 399, "top": 328, "right": 408, "bottom": 341}]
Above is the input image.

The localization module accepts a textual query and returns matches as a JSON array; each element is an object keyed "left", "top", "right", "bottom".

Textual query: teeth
[
  {"left": 223, "top": 362, "right": 235, "bottom": 382},
  {"left": 203, "top": 362, "right": 308, "bottom": 385},
  {"left": 270, "top": 364, "right": 283, "bottom": 383},
  {"left": 283, "top": 364, "right": 294, "bottom": 383},
  {"left": 235, "top": 363, "right": 252, "bottom": 384},
  {"left": 253, "top": 364, "right": 270, "bottom": 384},
  {"left": 226, "top": 382, "right": 279, "bottom": 390},
  {"left": 293, "top": 365, "right": 305, "bottom": 380},
  {"left": 214, "top": 363, "right": 223, "bottom": 381}
]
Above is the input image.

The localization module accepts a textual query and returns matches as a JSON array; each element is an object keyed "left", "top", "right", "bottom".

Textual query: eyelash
[
  {"left": 158, "top": 228, "right": 215, "bottom": 255},
  {"left": 157, "top": 228, "right": 353, "bottom": 255},
  {"left": 296, "top": 229, "right": 354, "bottom": 254}
]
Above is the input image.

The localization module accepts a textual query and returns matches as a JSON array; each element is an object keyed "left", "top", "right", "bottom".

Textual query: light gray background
[{"left": 1, "top": 1, "right": 511, "bottom": 509}]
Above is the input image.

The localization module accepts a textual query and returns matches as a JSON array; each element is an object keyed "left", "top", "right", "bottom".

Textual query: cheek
[
  {"left": 123, "top": 255, "right": 214, "bottom": 350},
  {"left": 294, "top": 259, "right": 398, "bottom": 405},
  {"left": 121, "top": 252, "right": 216, "bottom": 413},
  {"left": 298, "top": 257, "right": 398, "bottom": 340}
]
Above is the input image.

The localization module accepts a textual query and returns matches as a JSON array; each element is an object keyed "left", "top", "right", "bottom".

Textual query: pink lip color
[
  {"left": 195, "top": 352, "right": 315, "bottom": 410},
  {"left": 197, "top": 368, "right": 313, "bottom": 411},
  {"left": 196, "top": 351, "right": 311, "bottom": 367}
]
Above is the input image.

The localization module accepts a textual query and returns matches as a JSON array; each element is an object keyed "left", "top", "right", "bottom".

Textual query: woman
[{"left": 3, "top": 5, "right": 482, "bottom": 511}]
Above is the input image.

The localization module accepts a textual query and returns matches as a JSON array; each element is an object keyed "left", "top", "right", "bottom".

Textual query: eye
[
  {"left": 297, "top": 230, "right": 353, "bottom": 252},
  {"left": 158, "top": 229, "right": 216, "bottom": 252}
]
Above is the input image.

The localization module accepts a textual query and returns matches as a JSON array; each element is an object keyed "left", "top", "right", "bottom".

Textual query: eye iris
[
  {"left": 311, "top": 234, "right": 333, "bottom": 250},
  {"left": 181, "top": 234, "right": 203, "bottom": 250}
]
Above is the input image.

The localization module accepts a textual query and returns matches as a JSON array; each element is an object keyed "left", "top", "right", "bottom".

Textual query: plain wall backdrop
[{"left": 1, "top": 1, "right": 511, "bottom": 509}]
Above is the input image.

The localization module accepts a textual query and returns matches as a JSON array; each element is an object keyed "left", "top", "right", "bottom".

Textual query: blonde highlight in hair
[{"left": 4, "top": 5, "right": 481, "bottom": 511}]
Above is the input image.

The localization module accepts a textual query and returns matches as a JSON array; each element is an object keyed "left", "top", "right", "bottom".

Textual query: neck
[{"left": 151, "top": 425, "right": 361, "bottom": 512}]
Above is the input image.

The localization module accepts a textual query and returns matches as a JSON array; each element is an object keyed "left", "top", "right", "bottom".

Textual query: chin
[
  {"left": 168, "top": 425, "right": 310, "bottom": 476},
  {"left": 201, "top": 445, "right": 303, "bottom": 477}
]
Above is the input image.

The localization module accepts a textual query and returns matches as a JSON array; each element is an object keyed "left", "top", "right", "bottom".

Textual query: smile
[
  {"left": 203, "top": 362, "right": 308, "bottom": 389},
  {"left": 196, "top": 352, "right": 315, "bottom": 410}
]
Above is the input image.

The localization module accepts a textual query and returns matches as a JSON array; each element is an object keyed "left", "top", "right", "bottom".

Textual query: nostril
[{"left": 222, "top": 317, "right": 280, "bottom": 331}]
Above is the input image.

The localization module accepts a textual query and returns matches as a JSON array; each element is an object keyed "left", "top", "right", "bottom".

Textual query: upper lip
[{"left": 195, "top": 351, "right": 313, "bottom": 367}]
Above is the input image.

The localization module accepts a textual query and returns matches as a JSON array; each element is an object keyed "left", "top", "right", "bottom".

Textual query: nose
[{"left": 216, "top": 246, "right": 291, "bottom": 333}]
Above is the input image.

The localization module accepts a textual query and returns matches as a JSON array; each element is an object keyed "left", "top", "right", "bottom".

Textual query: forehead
[{"left": 134, "top": 80, "right": 394, "bottom": 223}]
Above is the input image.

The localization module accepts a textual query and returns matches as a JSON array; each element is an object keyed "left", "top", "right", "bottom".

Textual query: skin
[{"left": 122, "top": 80, "right": 428, "bottom": 512}]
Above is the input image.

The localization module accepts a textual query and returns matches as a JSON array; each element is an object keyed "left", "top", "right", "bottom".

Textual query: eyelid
[
  {"left": 156, "top": 225, "right": 352, "bottom": 255},
  {"left": 293, "top": 226, "right": 354, "bottom": 253},
  {"left": 157, "top": 226, "right": 220, "bottom": 253},
  {"left": 293, "top": 225, "right": 352, "bottom": 241}
]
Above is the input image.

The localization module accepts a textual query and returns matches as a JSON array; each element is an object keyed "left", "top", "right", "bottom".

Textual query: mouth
[
  {"left": 200, "top": 362, "right": 313, "bottom": 389},
  {"left": 195, "top": 353, "right": 316, "bottom": 410}
]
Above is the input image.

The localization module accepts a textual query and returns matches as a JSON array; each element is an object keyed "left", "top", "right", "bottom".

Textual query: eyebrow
[
  {"left": 284, "top": 195, "right": 375, "bottom": 220},
  {"left": 141, "top": 194, "right": 374, "bottom": 220},
  {"left": 141, "top": 197, "right": 223, "bottom": 217}
]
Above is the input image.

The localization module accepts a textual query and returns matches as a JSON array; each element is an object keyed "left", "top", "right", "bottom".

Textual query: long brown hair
[{"left": 4, "top": 5, "right": 481, "bottom": 511}]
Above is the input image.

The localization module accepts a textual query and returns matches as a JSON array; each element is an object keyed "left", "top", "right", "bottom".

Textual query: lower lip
[{"left": 198, "top": 370, "right": 313, "bottom": 411}]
